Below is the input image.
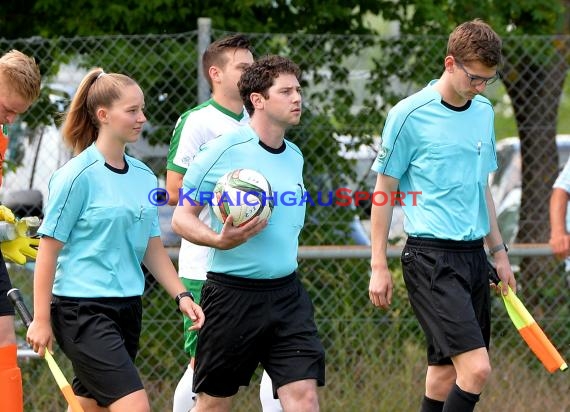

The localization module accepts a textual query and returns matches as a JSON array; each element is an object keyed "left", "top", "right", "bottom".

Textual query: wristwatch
[
  {"left": 489, "top": 243, "right": 508, "bottom": 256},
  {"left": 175, "top": 291, "right": 194, "bottom": 307}
]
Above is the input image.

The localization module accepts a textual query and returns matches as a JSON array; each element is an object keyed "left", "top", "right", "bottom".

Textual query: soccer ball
[{"left": 212, "top": 169, "right": 274, "bottom": 227}]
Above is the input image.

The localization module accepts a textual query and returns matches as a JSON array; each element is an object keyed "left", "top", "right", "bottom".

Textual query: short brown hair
[
  {"left": 239, "top": 55, "right": 301, "bottom": 116},
  {"left": 447, "top": 19, "right": 503, "bottom": 67},
  {"left": 202, "top": 34, "right": 253, "bottom": 89},
  {"left": 0, "top": 49, "right": 41, "bottom": 103}
]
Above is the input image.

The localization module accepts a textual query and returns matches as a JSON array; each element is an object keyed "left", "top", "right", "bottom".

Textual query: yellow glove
[
  {"left": 1, "top": 235, "right": 39, "bottom": 265},
  {"left": 0, "top": 205, "right": 15, "bottom": 223}
]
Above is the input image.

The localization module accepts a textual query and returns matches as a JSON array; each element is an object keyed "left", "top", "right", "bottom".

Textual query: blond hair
[
  {"left": 62, "top": 68, "right": 139, "bottom": 154},
  {"left": 0, "top": 49, "right": 41, "bottom": 103}
]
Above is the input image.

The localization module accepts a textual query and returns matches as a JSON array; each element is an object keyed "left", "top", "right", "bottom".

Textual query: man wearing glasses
[{"left": 368, "top": 19, "right": 516, "bottom": 412}]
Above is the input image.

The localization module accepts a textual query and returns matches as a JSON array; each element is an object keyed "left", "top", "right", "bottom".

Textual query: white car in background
[
  {"left": 490, "top": 135, "right": 570, "bottom": 245},
  {"left": 336, "top": 134, "right": 406, "bottom": 244}
]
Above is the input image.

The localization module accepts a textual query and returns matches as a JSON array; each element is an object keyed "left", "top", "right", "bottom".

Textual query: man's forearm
[
  {"left": 370, "top": 174, "right": 399, "bottom": 270},
  {"left": 172, "top": 205, "right": 219, "bottom": 248},
  {"left": 550, "top": 188, "right": 569, "bottom": 236}
]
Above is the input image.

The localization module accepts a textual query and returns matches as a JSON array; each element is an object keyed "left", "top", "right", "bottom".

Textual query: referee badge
[
  {"left": 376, "top": 135, "right": 389, "bottom": 162},
  {"left": 377, "top": 146, "right": 389, "bottom": 161}
]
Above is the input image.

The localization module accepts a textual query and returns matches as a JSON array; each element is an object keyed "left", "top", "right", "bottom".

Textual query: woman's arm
[
  {"left": 26, "top": 236, "right": 63, "bottom": 356},
  {"left": 142, "top": 237, "right": 204, "bottom": 330}
]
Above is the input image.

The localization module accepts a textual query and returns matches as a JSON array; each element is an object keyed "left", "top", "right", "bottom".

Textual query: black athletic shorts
[
  {"left": 193, "top": 272, "right": 326, "bottom": 397},
  {"left": 401, "top": 236, "right": 491, "bottom": 365},
  {"left": 0, "top": 252, "right": 14, "bottom": 316},
  {"left": 51, "top": 295, "right": 143, "bottom": 407}
]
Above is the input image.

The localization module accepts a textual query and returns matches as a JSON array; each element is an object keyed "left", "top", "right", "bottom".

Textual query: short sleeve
[
  {"left": 371, "top": 108, "right": 414, "bottom": 179},
  {"left": 554, "top": 158, "right": 570, "bottom": 192},
  {"left": 168, "top": 114, "right": 205, "bottom": 174},
  {"left": 38, "top": 168, "right": 87, "bottom": 242}
]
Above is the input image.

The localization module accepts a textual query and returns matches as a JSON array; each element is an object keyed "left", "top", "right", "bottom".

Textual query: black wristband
[
  {"left": 489, "top": 243, "right": 508, "bottom": 256},
  {"left": 175, "top": 291, "right": 194, "bottom": 307}
]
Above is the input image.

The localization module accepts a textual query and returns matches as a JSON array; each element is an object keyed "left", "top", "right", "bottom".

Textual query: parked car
[
  {"left": 336, "top": 134, "right": 406, "bottom": 244},
  {"left": 489, "top": 135, "right": 570, "bottom": 245}
]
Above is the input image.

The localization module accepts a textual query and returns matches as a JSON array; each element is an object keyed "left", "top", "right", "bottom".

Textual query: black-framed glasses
[{"left": 455, "top": 61, "right": 500, "bottom": 87}]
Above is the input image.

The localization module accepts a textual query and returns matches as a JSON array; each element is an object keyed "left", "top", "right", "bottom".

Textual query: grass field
[
  {"left": 18, "top": 339, "right": 569, "bottom": 411},
  {"left": 11, "top": 258, "right": 570, "bottom": 411}
]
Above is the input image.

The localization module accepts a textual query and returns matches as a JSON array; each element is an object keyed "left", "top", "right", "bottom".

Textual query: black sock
[
  {"left": 420, "top": 395, "right": 445, "bottom": 412},
  {"left": 442, "top": 384, "right": 480, "bottom": 412}
]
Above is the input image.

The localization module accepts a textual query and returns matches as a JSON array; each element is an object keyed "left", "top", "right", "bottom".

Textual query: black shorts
[
  {"left": 401, "top": 237, "right": 491, "bottom": 365},
  {"left": 51, "top": 295, "right": 143, "bottom": 407},
  {"left": 0, "top": 252, "right": 14, "bottom": 316},
  {"left": 194, "top": 272, "right": 326, "bottom": 397}
]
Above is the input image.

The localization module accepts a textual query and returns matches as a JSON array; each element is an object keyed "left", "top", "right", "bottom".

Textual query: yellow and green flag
[{"left": 500, "top": 285, "right": 567, "bottom": 373}]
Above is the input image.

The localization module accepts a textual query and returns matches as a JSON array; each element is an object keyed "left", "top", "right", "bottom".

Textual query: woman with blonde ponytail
[{"left": 26, "top": 68, "right": 204, "bottom": 412}]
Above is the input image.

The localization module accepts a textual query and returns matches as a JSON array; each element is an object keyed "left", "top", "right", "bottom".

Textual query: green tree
[{"left": 1, "top": 0, "right": 383, "bottom": 38}]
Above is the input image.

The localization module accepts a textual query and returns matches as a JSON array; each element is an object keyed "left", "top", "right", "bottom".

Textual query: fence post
[{"left": 197, "top": 17, "right": 212, "bottom": 103}]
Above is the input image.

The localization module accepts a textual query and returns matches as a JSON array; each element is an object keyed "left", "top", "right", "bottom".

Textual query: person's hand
[
  {"left": 369, "top": 266, "right": 393, "bottom": 309},
  {"left": 216, "top": 215, "right": 268, "bottom": 250},
  {"left": 1, "top": 235, "right": 39, "bottom": 264},
  {"left": 491, "top": 251, "right": 516, "bottom": 296},
  {"left": 179, "top": 298, "right": 205, "bottom": 331},
  {"left": 549, "top": 232, "right": 570, "bottom": 260},
  {"left": 0, "top": 205, "right": 15, "bottom": 223},
  {"left": 26, "top": 319, "right": 54, "bottom": 357}
]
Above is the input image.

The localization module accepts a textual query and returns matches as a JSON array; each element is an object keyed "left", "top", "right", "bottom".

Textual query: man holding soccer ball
[
  {"left": 172, "top": 55, "right": 325, "bottom": 412},
  {"left": 166, "top": 33, "right": 282, "bottom": 412}
]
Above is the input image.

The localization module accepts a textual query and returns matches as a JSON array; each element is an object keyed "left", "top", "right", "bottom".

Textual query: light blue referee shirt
[
  {"left": 372, "top": 81, "right": 498, "bottom": 241},
  {"left": 182, "top": 125, "right": 305, "bottom": 279},
  {"left": 39, "top": 144, "right": 160, "bottom": 297}
]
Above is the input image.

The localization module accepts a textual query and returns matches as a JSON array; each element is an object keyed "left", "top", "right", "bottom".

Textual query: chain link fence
[{"left": 2, "top": 25, "right": 569, "bottom": 411}]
